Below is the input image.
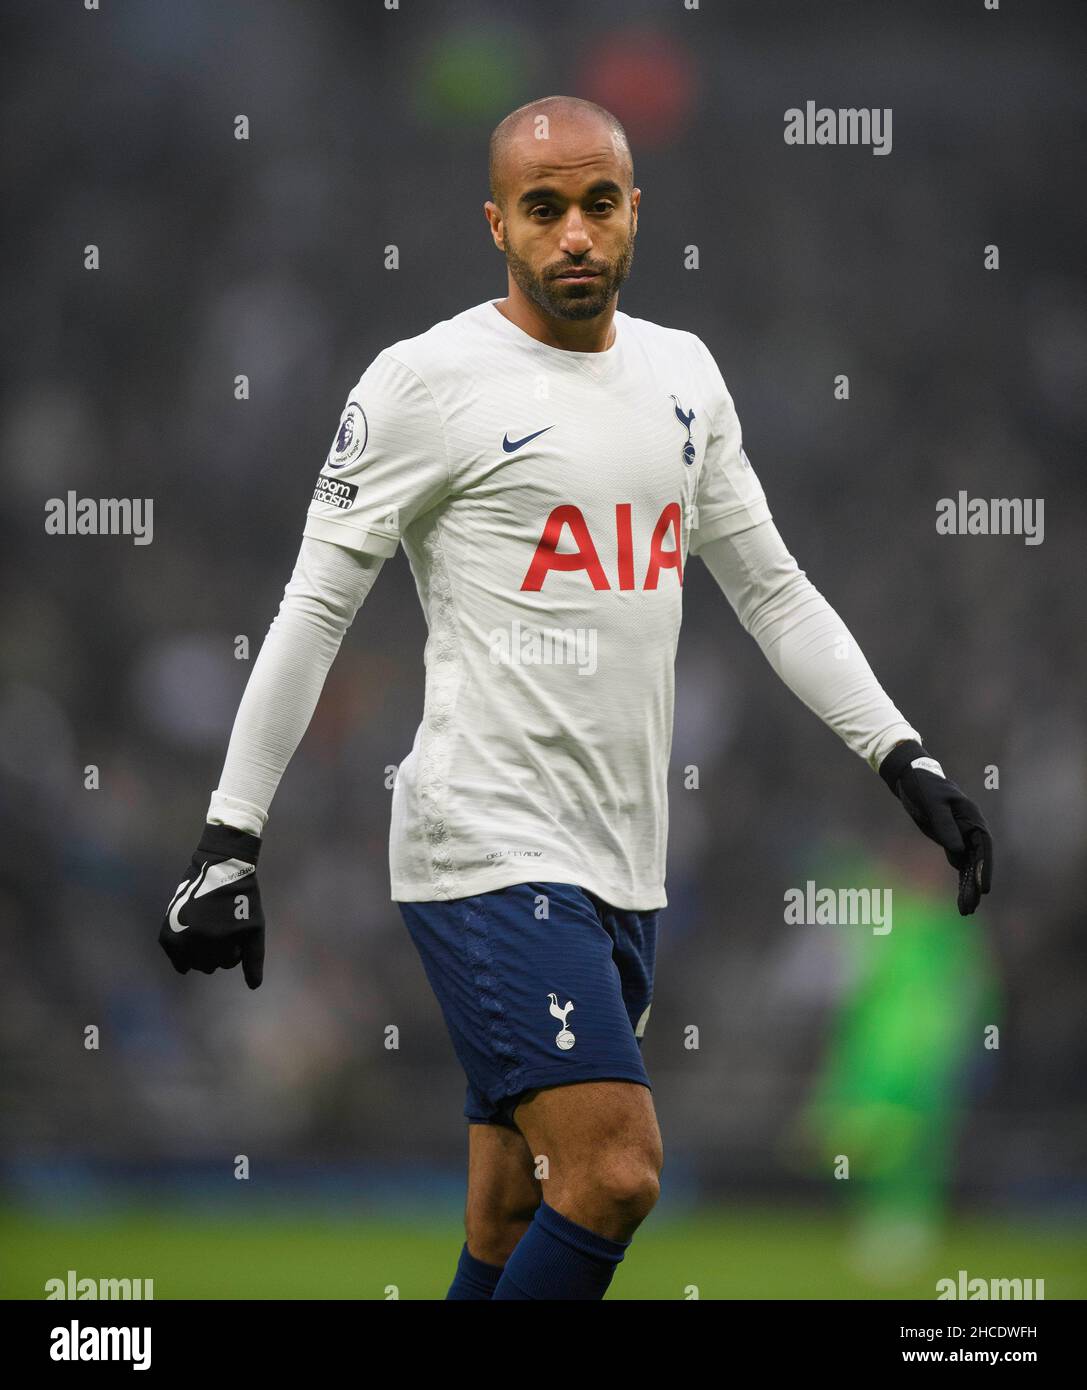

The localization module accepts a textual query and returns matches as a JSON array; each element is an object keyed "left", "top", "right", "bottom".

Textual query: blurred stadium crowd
[{"left": 1, "top": 0, "right": 1084, "bottom": 1228}]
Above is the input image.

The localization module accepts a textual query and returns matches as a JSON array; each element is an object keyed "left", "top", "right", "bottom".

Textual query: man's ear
[{"left": 484, "top": 200, "right": 505, "bottom": 252}]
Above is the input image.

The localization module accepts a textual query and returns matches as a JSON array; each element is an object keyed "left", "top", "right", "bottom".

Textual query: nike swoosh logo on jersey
[
  {"left": 167, "top": 858, "right": 255, "bottom": 932},
  {"left": 502, "top": 426, "right": 554, "bottom": 453}
]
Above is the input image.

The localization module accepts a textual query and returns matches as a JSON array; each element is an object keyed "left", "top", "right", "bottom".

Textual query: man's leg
[
  {"left": 400, "top": 882, "right": 659, "bottom": 1300},
  {"left": 491, "top": 1079, "right": 663, "bottom": 1300},
  {"left": 446, "top": 1120, "right": 542, "bottom": 1299}
]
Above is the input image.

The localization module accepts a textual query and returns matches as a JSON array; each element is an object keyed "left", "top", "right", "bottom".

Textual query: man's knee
[
  {"left": 583, "top": 1149, "right": 662, "bottom": 1225},
  {"left": 544, "top": 1140, "right": 662, "bottom": 1237},
  {"left": 466, "top": 1198, "right": 539, "bottom": 1266},
  {"left": 464, "top": 1118, "right": 542, "bottom": 1265},
  {"left": 513, "top": 1080, "right": 664, "bottom": 1239}
]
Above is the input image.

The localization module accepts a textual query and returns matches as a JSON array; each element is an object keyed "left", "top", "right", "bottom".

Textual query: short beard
[{"left": 503, "top": 218, "right": 635, "bottom": 322}]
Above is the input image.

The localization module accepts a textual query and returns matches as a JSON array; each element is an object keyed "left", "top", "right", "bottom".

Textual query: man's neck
[{"left": 494, "top": 286, "right": 617, "bottom": 352}]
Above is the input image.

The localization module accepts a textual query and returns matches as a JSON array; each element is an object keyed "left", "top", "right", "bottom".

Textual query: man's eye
[
  {"left": 530, "top": 206, "right": 556, "bottom": 219},
  {"left": 592, "top": 201, "right": 615, "bottom": 213}
]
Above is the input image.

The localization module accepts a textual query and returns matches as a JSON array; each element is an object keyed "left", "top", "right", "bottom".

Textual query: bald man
[{"left": 159, "top": 95, "right": 992, "bottom": 1300}]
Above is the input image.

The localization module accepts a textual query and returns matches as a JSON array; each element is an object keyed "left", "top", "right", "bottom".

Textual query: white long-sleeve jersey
[{"left": 209, "top": 300, "right": 919, "bottom": 908}]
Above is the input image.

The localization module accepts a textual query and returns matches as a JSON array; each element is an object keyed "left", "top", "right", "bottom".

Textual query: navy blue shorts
[{"left": 398, "top": 881, "right": 658, "bottom": 1127}]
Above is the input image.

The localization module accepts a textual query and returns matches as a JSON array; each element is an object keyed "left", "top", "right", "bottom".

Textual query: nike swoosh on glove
[
  {"left": 159, "top": 823, "right": 265, "bottom": 987},
  {"left": 878, "top": 740, "right": 993, "bottom": 916}
]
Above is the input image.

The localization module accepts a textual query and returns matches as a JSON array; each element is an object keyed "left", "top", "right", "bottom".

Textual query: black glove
[
  {"left": 159, "top": 823, "right": 265, "bottom": 988},
  {"left": 879, "top": 741, "right": 993, "bottom": 916}
]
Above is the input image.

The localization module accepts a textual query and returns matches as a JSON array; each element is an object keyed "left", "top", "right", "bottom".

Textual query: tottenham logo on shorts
[
  {"left": 548, "top": 993, "right": 575, "bottom": 1050},
  {"left": 312, "top": 476, "right": 358, "bottom": 510},
  {"left": 670, "top": 395, "right": 696, "bottom": 466},
  {"left": 326, "top": 400, "right": 368, "bottom": 469}
]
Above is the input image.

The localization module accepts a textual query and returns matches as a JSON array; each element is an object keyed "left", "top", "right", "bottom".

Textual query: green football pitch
[{"left": 2, "top": 1205, "right": 1082, "bottom": 1299}]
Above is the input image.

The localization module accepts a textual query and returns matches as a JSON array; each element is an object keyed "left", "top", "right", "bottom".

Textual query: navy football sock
[
  {"left": 446, "top": 1242, "right": 505, "bottom": 1300},
  {"left": 490, "top": 1201, "right": 631, "bottom": 1300}
]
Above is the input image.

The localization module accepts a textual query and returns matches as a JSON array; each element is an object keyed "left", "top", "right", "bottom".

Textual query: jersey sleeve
[
  {"left": 303, "top": 350, "right": 451, "bottom": 558},
  {"left": 688, "top": 337, "right": 772, "bottom": 554}
]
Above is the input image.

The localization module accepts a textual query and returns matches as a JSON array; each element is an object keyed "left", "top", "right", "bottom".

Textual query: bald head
[
  {"left": 488, "top": 96, "right": 633, "bottom": 213},
  {"left": 484, "top": 95, "right": 639, "bottom": 328}
]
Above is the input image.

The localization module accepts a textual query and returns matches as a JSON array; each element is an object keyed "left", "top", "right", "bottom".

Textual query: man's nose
[{"left": 559, "top": 211, "right": 592, "bottom": 253}]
